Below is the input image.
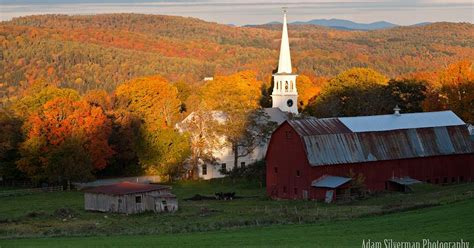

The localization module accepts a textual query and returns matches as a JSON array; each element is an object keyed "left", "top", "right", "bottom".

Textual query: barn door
[{"left": 325, "top": 190, "right": 334, "bottom": 203}]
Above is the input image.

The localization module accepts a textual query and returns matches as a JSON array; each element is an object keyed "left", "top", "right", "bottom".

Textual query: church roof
[{"left": 263, "top": 108, "right": 290, "bottom": 125}]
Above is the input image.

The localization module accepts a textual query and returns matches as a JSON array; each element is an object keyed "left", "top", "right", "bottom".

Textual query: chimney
[{"left": 393, "top": 105, "right": 401, "bottom": 116}]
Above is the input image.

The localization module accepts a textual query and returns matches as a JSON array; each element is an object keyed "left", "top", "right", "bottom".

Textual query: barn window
[
  {"left": 283, "top": 186, "right": 287, "bottom": 193},
  {"left": 274, "top": 167, "right": 278, "bottom": 173},
  {"left": 286, "top": 131, "right": 292, "bottom": 139},
  {"left": 135, "top": 196, "right": 142, "bottom": 203},
  {"left": 296, "top": 170, "right": 300, "bottom": 177},
  {"left": 221, "top": 163, "right": 227, "bottom": 172},
  {"left": 202, "top": 164, "right": 207, "bottom": 175},
  {"left": 241, "top": 162, "right": 246, "bottom": 168}
]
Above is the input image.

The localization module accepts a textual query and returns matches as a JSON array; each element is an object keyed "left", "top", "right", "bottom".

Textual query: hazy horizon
[{"left": 1, "top": 0, "right": 473, "bottom": 25}]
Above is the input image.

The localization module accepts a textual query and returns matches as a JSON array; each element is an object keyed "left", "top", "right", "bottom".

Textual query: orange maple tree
[{"left": 17, "top": 97, "right": 113, "bottom": 182}]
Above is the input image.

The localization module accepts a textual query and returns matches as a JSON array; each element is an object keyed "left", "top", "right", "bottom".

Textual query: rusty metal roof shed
[
  {"left": 287, "top": 111, "right": 474, "bottom": 166},
  {"left": 84, "top": 182, "right": 171, "bottom": 195}
]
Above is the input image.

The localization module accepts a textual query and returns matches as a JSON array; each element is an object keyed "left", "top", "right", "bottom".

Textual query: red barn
[{"left": 266, "top": 111, "right": 474, "bottom": 202}]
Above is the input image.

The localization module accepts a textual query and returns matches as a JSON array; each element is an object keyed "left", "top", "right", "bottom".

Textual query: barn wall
[
  {"left": 266, "top": 123, "right": 474, "bottom": 201},
  {"left": 266, "top": 122, "right": 312, "bottom": 199}
]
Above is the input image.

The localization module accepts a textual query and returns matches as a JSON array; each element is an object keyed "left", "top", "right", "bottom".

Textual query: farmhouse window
[
  {"left": 221, "top": 163, "right": 227, "bottom": 171},
  {"left": 135, "top": 196, "right": 142, "bottom": 203},
  {"left": 202, "top": 164, "right": 207, "bottom": 175},
  {"left": 241, "top": 162, "right": 246, "bottom": 168}
]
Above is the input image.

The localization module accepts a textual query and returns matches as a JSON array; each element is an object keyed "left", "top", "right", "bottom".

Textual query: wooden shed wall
[{"left": 84, "top": 189, "right": 175, "bottom": 214}]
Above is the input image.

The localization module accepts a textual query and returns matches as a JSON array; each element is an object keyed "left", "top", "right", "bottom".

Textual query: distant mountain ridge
[{"left": 261, "top": 19, "right": 432, "bottom": 30}]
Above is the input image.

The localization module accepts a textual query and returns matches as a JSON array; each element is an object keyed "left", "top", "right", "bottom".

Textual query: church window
[
  {"left": 202, "top": 164, "right": 207, "bottom": 175},
  {"left": 285, "top": 81, "right": 289, "bottom": 92},
  {"left": 276, "top": 81, "right": 279, "bottom": 90},
  {"left": 290, "top": 81, "right": 293, "bottom": 91}
]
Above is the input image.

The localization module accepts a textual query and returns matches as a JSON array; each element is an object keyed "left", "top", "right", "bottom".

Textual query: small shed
[
  {"left": 387, "top": 177, "right": 422, "bottom": 193},
  {"left": 84, "top": 182, "right": 178, "bottom": 214},
  {"left": 311, "top": 175, "right": 352, "bottom": 203}
]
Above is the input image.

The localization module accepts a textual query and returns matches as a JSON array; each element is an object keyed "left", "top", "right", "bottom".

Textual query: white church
[{"left": 179, "top": 11, "right": 299, "bottom": 179}]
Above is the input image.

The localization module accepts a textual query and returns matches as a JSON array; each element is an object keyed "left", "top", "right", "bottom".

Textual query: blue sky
[{"left": 1, "top": 0, "right": 473, "bottom": 25}]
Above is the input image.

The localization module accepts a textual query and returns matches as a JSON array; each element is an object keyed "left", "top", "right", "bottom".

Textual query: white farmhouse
[{"left": 178, "top": 11, "right": 298, "bottom": 179}]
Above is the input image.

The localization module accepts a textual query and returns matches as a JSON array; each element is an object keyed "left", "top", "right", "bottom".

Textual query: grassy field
[
  {"left": 1, "top": 198, "right": 473, "bottom": 247},
  {"left": 0, "top": 179, "right": 473, "bottom": 245}
]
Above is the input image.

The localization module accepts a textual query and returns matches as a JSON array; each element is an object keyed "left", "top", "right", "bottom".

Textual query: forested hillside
[
  {"left": 1, "top": 14, "right": 473, "bottom": 184},
  {"left": 1, "top": 14, "right": 473, "bottom": 99}
]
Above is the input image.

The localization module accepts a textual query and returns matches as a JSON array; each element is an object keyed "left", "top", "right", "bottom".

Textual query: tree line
[{"left": 1, "top": 60, "right": 472, "bottom": 185}]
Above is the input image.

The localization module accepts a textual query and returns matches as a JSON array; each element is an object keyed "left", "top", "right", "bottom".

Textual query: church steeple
[
  {"left": 271, "top": 9, "right": 298, "bottom": 114},
  {"left": 277, "top": 10, "right": 292, "bottom": 74}
]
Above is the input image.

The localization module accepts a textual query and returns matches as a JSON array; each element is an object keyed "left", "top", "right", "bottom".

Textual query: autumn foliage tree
[
  {"left": 17, "top": 97, "right": 113, "bottom": 183},
  {"left": 202, "top": 71, "right": 275, "bottom": 168},
  {"left": 306, "top": 68, "right": 390, "bottom": 117},
  {"left": 438, "top": 60, "right": 474, "bottom": 123},
  {"left": 115, "top": 76, "right": 190, "bottom": 180}
]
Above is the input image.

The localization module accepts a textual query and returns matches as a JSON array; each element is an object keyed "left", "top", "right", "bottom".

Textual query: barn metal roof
[
  {"left": 303, "top": 125, "right": 473, "bottom": 166},
  {"left": 286, "top": 111, "right": 473, "bottom": 166},
  {"left": 339, "top": 111, "right": 465, "bottom": 133},
  {"left": 311, "top": 175, "right": 352, "bottom": 188},
  {"left": 84, "top": 182, "right": 171, "bottom": 195},
  {"left": 288, "top": 118, "right": 352, "bottom": 136}
]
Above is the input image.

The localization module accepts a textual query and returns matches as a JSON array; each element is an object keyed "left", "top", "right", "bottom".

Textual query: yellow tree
[
  {"left": 115, "top": 76, "right": 190, "bottom": 180},
  {"left": 306, "top": 67, "right": 390, "bottom": 117},
  {"left": 297, "top": 74, "right": 322, "bottom": 111},
  {"left": 201, "top": 71, "right": 274, "bottom": 168},
  {"left": 438, "top": 60, "right": 474, "bottom": 122}
]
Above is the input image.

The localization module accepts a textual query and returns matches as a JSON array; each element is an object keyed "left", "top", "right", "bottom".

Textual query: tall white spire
[
  {"left": 271, "top": 9, "right": 298, "bottom": 114},
  {"left": 277, "top": 9, "right": 292, "bottom": 74}
]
